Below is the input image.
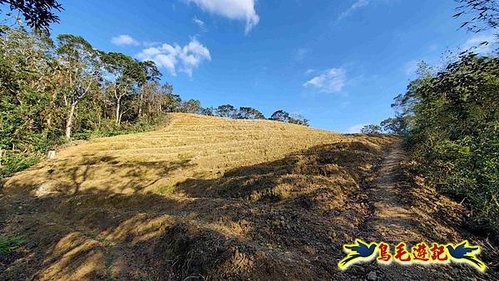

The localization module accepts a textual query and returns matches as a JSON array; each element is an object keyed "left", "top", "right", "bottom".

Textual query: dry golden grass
[
  {"left": 5, "top": 113, "right": 390, "bottom": 197},
  {"left": 1, "top": 113, "right": 402, "bottom": 280},
  {"left": 2, "top": 114, "right": 496, "bottom": 280}
]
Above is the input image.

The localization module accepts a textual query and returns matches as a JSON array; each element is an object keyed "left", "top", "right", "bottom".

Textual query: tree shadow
[
  {"left": 3, "top": 137, "right": 494, "bottom": 280},
  {"left": 40, "top": 154, "right": 195, "bottom": 195},
  {"left": 1, "top": 140, "right": 389, "bottom": 280},
  {"left": 175, "top": 141, "right": 383, "bottom": 203}
]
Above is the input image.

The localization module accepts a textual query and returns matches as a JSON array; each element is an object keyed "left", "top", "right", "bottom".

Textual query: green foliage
[
  {"left": 180, "top": 99, "right": 203, "bottom": 114},
  {"left": 0, "top": 0, "right": 62, "bottom": 33},
  {"left": 360, "top": 124, "right": 382, "bottom": 134},
  {"left": 0, "top": 152, "right": 40, "bottom": 178},
  {"left": 269, "top": 110, "right": 309, "bottom": 126},
  {"left": 237, "top": 106, "right": 265, "bottom": 119},
  {"left": 215, "top": 104, "right": 237, "bottom": 118},
  {"left": 0, "top": 27, "right": 172, "bottom": 179},
  {"left": 73, "top": 117, "right": 164, "bottom": 139},
  {"left": 380, "top": 117, "right": 407, "bottom": 135},
  {"left": 395, "top": 53, "right": 499, "bottom": 234},
  {"left": 269, "top": 110, "right": 290, "bottom": 122},
  {"left": 0, "top": 26, "right": 310, "bottom": 181},
  {"left": 0, "top": 235, "right": 25, "bottom": 255}
]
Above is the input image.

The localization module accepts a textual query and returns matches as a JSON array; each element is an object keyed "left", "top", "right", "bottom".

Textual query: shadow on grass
[
  {"left": 2, "top": 137, "right": 443, "bottom": 280},
  {"left": 39, "top": 154, "right": 196, "bottom": 195},
  {"left": 176, "top": 141, "right": 384, "bottom": 203}
]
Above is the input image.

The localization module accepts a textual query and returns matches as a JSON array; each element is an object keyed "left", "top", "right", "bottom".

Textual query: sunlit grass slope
[
  {"left": 6, "top": 113, "right": 390, "bottom": 196},
  {"left": 1, "top": 113, "right": 399, "bottom": 280}
]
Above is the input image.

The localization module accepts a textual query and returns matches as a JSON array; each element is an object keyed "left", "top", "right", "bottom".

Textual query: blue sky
[{"left": 48, "top": 0, "right": 494, "bottom": 132}]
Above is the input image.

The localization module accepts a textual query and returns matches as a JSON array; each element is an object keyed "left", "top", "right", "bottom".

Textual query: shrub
[{"left": 0, "top": 235, "right": 24, "bottom": 255}]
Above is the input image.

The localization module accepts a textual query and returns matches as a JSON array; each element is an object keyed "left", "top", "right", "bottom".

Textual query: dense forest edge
[
  {"left": 0, "top": 26, "right": 309, "bottom": 180},
  {"left": 0, "top": 0, "right": 498, "bottom": 259}
]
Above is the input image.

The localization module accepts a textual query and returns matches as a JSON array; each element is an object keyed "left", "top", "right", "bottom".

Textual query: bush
[
  {"left": 0, "top": 151, "right": 40, "bottom": 179},
  {"left": 0, "top": 235, "right": 24, "bottom": 255},
  {"left": 396, "top": 55, "right": 499, "bottom": 234}
]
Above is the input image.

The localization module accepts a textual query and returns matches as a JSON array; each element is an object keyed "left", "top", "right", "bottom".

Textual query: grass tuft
[{"left": 0, "top": 235, "right": 25, "bottom": 255}]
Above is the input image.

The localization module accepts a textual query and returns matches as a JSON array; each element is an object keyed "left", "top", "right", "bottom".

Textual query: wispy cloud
[
  {"left": 337, "top": 0, "right": 370, "bottom": 21},
  {"left": 461, "top": 34, "right": 497, "bottom": 54},
  {"left": 303, "top": 68, "right": 346, "bottom": 93},
  {"left": 193, "top": 16, "right": 207, "bottom": 31},
  {"left": 111, "top": 34, "right": 139, "bottom": 46},
  {"left": 186, "top": 0, "right": 259, "bottom": 34},
  {"left": 137, "top": 38, "right": 211, "bottom": 77}
]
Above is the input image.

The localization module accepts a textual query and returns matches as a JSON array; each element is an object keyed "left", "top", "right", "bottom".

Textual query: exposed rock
[
  {"left": 367, "top": 271, "right": 377, "bottom": 281},
  {"left": 47, "top": 150, "right": 56, "bottom": 159},
  {"left": 34, "top": 182, "right": 57, "bottom": 197}
]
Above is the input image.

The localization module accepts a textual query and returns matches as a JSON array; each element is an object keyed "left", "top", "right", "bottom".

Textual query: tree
[
  {"left": 138, "top": 60, "right": 162, "bottom": 118},
  {"left": 360, "top": 124, "right": 382, "bottom": 134},
  {"left": 0, "top": 27, "right": 58, "bottom": 176},
  {"left": 56, "top": 34, "right": 100, "bottom": 139},
  {"left": 101, "top": 52, "right": 145, "bottom": 125},
  {"left": 454, "top": 0, "right": 499, "bottom": 34},
  {"left": 215, "top": 104, "right": 237, "bottom": 118},
  {"left": 288, "top": 114, "right": 310, "bottom": 127},
  {"left": 162, "top": 91, "right": 182, "bottom": 113},
  {"left": 269, "top": 110, "right": 309, "bottom": 126},
  {"left": 0, "top": 27, "right": 56, "bottom": 151},
  {"left": 395, "top": 53, "right": 499, "bottom": 233},
  {"left": 199, "top": 107, "right": 214, "bottom": 116},
  {"left": 269, "top": 110, "right": 290, "bottom": 122},
  {"left": 237, "top": 107, "right": 265, "bottom": 119},
  {"left": 180, "top": 99, "right": 203, "bottom": 114},
  {"left": 0, "top": 0, "right": 63, "bottom": 32},
  {"left": 454, "top": 0, "right": 498, "bottom": 53},
  {"left": 380, "top": 116, "right": 406, "bottom": 135}
]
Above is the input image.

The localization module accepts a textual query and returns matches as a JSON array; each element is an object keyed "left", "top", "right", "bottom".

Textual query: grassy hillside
[
  {"left": 5, "top": 113, "right": 390, "bottom": 196},
  {"left": 1, "top": 113, "right": 397, "bottom": 280}
]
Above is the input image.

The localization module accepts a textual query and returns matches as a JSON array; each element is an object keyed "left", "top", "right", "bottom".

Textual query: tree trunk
[
  {"left": 47, "top": 90, "right": 58, "bottom": 129},
  {"left": 115, "top": 97, "right": 121, "bottom": 125},
  {"left": 65, "top": 102, "right": 77, "bottom": 139},
  {"left": 138, "top": 86, "right": 144, "bottom": 118}
]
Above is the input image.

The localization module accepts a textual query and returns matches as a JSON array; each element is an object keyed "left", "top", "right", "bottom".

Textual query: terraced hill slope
[
  {"left": 4, "top": 113, "right": 387, "bottom": 196},
  {"left": 1, "top": 114, "right": 495, "bottom": 280}
]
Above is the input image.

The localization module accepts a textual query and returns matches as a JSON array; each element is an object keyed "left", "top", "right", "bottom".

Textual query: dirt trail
[
  {"left": 356, "top": 142, "right": 496, "bottom": 281},
  {"left": 364, "top": 142, "right": 425, "bottom": 243},
  {"left": 1, "top": 137, "right": 497, "bottom": 280}
]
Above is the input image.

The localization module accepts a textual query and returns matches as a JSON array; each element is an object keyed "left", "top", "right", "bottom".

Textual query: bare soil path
[
  {"left": 364, "top": 142, "right": 425, "bottom": 243},
  {"left": 354, "top": 142, "right": 497, "bottom": 281},
  {"left": 1, "top": 135, "right": 497, "bottom": 280}
]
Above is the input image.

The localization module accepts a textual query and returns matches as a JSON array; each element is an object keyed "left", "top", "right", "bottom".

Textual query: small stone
[
  {"left": 367, "top": 271, "right": 377, "bottom": 281},
  {"left": 34, "top": 182, "right": 57, "bottom": 197},
  {"left": 47, "top": 150, "right": 56, "bottom": 159}
]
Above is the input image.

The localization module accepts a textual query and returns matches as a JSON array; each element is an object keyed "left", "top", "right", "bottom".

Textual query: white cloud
[
  {"left": 193, "top": 16, "right": 206, "bottom": 30},
  {"left": 187, "top": 0, "right": 259, "bottom": 34},
  {"left": 303, "top": 68, "right": 346, "bottom": 93},
  {"left": 136, "top": 38, "right": 211, "bottom": 76},
  {"left": 352, "top": 0, "right": 370, "bottom": 9},
  {"left": 461, "top": 34, "right": 497, "bottom": 54},
  {"left": 111, "top": 34, "right": 139, "bottom": 46},
  {"left": 347, "top": 124, "right": 366, "bottom": 133},
  {"left": 338, "top": 0, "right": 370, "bottom": 21}
]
